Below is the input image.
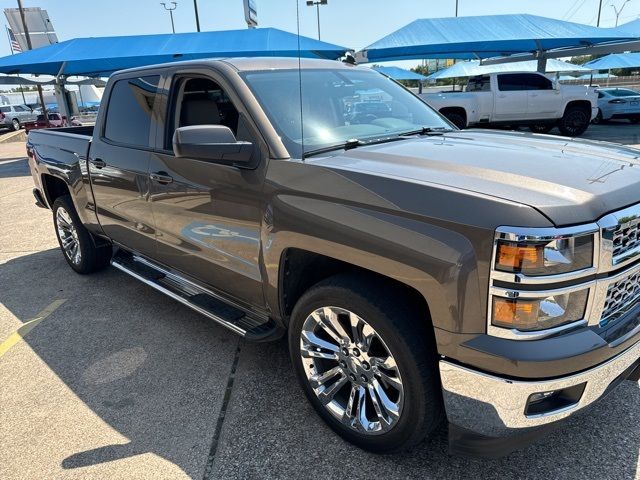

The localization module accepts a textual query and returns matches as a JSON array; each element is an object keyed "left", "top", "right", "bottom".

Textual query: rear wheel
[
  {"left": 529, "top": 124, "right": 555, "bottom": 134},
  {"left": 11, "top": 118, "right": 20, "bottom": 131},
  {"left": 558, "top": 106, "right": 590, "bottom": 136},
  {"left": 52, "top": 195, "right": 112, "bottom": 274},
  {"left": 288, "top": 274, "right": 442, "bottom": 453}
]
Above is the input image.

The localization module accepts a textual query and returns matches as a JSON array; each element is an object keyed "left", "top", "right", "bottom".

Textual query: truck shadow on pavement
[{"left": 1, "top": 248, "right": 639, "bottom": 479}]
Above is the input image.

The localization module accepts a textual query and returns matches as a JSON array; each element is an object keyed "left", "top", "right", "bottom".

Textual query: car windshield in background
[
  {"left": 241, "top": 67, "right": 450, "bottom": 158},
  {"left": 605, "top": 89, "right": 640, "bottom": 97}
]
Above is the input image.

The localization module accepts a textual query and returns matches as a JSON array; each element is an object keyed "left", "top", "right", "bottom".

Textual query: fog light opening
[{"left": 524, "top": 383, "right": 586, "bottom": 416}]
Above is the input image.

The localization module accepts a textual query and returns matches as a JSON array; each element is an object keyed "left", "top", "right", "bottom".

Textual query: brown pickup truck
[{"left": 26, "top": 57, "right": 640, "bottom": 457}]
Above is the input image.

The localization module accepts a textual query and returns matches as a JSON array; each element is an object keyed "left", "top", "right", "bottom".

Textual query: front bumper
[{"left": 439, "top": 339, "right": 640, "bottom": 438}]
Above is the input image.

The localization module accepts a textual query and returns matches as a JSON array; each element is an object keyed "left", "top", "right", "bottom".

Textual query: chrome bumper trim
[{"left": 439, "top": 340, "right": 640, "bottom": 437}]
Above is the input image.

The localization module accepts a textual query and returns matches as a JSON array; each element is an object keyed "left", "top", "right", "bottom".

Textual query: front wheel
[
  {"left": 558, "top": 107, "right": 590, "bottom": 136},
  {"left": 52, "top": 195, "right": 112, "bottom": 274},
  {"left": 288, "top": 274, "right": 443, "bottom": 453}
]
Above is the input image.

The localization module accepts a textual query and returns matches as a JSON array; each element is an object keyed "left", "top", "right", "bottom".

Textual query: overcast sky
[{"left": 0, "top": 0, "right": 638, "bottom": 66}]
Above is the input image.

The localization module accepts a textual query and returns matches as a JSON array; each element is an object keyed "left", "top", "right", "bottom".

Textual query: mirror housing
[{"left": 173, "top": 125, "right": 255, "bottom": 168}]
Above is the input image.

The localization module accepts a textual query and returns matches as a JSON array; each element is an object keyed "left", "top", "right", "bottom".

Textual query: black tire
[
  {"left": 52, "top": 195, "right": 112, "bottom": 274},
  {"left": 11, "top": 118, "right": 20, "bottom": 131},
  {"left": 442, "top": 111, "right": 466, "bottom": 129},
  {"left": 558, "top": 106, "right": 590, "bottom": 136},
  {"left": 592, "top": 109, "right": 603, "bottom": 125},
  {"left": 288, "top": 273, "right": 443, "bottom": 453},
  {"left": 529, "top": 124, "right": 555, "bottom": 134},
  {"left": 630, "top": 116, "right": 640, "bottom": 124}
]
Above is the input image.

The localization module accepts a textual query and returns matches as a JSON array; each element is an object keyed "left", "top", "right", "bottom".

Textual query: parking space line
[{"left": 0, "top": 299, "right": 66, "bottom": 358}]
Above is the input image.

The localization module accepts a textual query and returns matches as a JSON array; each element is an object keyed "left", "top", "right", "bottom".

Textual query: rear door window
[
  {"left": 104, "top": 75, "right": 160, "bottom": 148},
  {"left": 498, "top": 73, "right": 553, "bottom": 91}
]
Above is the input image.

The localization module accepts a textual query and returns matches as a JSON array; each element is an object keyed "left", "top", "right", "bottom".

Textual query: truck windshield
[{"left": 241, "top": 67, "right": 450, "bottom": 158}]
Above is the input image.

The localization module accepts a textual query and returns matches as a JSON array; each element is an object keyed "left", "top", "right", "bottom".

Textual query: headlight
[
  {"left": 492, "top": 289, "right": 589, "bottom": 331},
  {"left": 495, "top": 234, "right": 594, "bottom": 276}
]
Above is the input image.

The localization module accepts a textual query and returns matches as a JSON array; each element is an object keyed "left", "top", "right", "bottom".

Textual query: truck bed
[{"left": 27, "top": 126, "right": 94, "bottom": 167}]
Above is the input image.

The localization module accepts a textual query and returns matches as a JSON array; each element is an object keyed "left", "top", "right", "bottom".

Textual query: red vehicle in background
[{"left": 24, "top": 113, "right": 82, "bottom": 132}]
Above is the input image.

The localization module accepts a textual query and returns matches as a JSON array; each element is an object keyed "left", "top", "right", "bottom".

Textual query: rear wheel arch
[
  {"left": 563, "top": 100, "right": 592, "bottom": 117},
  {"left": 41, "top": 174, "right": 70, "bottom": 208}
]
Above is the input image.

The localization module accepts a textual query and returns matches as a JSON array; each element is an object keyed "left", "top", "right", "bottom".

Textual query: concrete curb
[{"left": 0, "top": 130, "right": 27, "bottom": 144}]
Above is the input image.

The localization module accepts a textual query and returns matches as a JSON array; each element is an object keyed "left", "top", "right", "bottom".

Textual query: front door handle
[
  {"left": 89, "top": 158, "right": 106, "bottom": 169},
  {"left": 150, "top": 171, "right": 173, "bottom": 184}
]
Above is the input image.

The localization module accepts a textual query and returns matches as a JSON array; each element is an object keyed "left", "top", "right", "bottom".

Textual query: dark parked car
[{"left": 26, "top": 58, "right": 640, "bottom": 457}]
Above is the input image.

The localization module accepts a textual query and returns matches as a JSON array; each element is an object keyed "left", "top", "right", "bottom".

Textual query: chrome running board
[{"left": 111, "top": 249, "right": 280, "bottom": 341}]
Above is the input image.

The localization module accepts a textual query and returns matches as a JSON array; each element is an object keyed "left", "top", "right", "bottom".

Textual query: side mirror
[{"left": 173, "top": 125, "right": 254, "bottom": 168}]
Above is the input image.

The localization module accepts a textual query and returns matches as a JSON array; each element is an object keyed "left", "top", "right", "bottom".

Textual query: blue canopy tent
[
  {"left": 612, "top": 19, "right": 640, "bottom": 37},
  {"left": 371, "top": 66, "right": 427, "bottom": 81},
  {"left": 427, "top": 58, "right": 591, "bottom": 80},
  {"left": 582, "top": 53, "right": 640, "bottom": 70},
  {"left": 356, "top": 14, "right": 638, "bottom": 63},
  {"left": 0, "top": 28, "right": 349, "bottom": 76}
]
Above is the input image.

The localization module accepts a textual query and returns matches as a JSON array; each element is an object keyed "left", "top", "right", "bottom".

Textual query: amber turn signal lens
[
  {"left": 496, "top": 243, "right": 544, "bottom": 272},
  {"left": 492, "top": 298, "right": 540, "bottom": 329}
]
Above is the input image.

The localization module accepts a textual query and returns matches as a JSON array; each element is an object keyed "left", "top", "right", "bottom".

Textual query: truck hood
[{"left": 310, "top": 129, "right": 640, "bottom": 226}]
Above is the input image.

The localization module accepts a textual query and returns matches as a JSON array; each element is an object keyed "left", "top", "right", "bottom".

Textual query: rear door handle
[
  {"left": 150, "top": 172, "right": 173, "bottom": 184},
  {"left": 89, "top": 158, "right": 106, "bottom": 169}
]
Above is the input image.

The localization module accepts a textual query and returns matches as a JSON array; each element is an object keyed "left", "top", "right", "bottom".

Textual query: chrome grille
[
  {"left": 612, "top": 217, "right": 640, "bottom": 262},
  {"left": 601, "top": 271, "right": 640, "bottom": 323}
]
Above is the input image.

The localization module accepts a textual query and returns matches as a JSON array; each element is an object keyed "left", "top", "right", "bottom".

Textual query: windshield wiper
[
  {"left": 303, "top": 138, "right": 363, "bottom": 159},
  {"left": 303, "top": 135, "right": 407, "bottom": 159},
  {"left": 399, "top": 126, "right": 454, "bottom": 137}
]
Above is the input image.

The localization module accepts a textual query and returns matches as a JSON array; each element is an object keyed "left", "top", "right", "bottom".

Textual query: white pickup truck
[{"left": 420, "top": 72, "right": 598, "bottom": 136}]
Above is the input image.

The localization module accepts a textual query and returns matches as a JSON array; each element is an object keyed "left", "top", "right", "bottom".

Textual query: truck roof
[{"left": 113, "top": 57, "right": 359, "bottom": 77}]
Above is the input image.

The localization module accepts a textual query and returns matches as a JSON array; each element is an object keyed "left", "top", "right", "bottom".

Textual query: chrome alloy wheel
[
  {"left": 300, "top": 306, "right": 404, "bottom": 434},
  {"left": 56, "top": 207, "right": 81, "bottom": 265}
]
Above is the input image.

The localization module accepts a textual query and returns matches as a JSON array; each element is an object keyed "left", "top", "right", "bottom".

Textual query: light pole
[
  {"left": 161, "top": 2, "right": 177, "bottom": 34},
  {"left": 455, "top": 0, "right": 459, "bottom": 16},
  {"left": 16, "top": 0, "right": 49, "bottom": 126},
  {"left": 611, "top": 0, "right": 631, "bottom": 27},
  {"left": 597, "top": 0, "right": 604, "bottom": 26},
  {"left": 193, "top": 0, "right": 201, "bottom": 32},
  {"left": 306, "top": 0, "right": 327, "bottom": 41}
]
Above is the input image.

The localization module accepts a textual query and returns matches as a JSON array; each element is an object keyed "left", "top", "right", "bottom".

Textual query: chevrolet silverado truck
[
  {"left": 419, "top": 71, "right": 598, "bottom": 136},
  {"left": 26, "top": 58, "right": 639, "bottom": 457}
]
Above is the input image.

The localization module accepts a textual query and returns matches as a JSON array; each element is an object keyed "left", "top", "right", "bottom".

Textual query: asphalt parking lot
[{"left": 0, "top": 126, "right": 639, "bottom": 480}]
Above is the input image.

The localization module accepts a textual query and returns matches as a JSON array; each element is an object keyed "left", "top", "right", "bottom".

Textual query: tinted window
[
  {"left": 606, "top": 88, "right": 640, "bottom": 97},
  {"left": 0, "top": 106, "right": 10, "bottom": 113},
  {"left": 104, "top": 75, "right": 160, "bottom": 147},
  {"left": 166, "top": 76, "right": 239, "bottom": 149},
  {"left": 13, "top": 105, "right": 25, "bottom": 112},
  {"left": 467, "top": 75, "right": 491, "bottom": 92},
  {"left": 498, "top": 74, "right": 552, "bottom": 91}
]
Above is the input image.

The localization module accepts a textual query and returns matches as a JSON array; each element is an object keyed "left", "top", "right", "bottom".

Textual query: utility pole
[
  {"left": 611, "top": 0, "right": 631, "bottom": 27},
  {"left": 597, "top": 0, "right": 603, "bottom": 26},
  {"left": 455, "top": 0, "right": 459, "bottom": 17},
  {"left": 16, "top": 0, "right": 48, "bottom": 126},
  {"left": 193, "top": 0, "right": 201, "bottom": 32},
  {"left": 306, "top": 0, "right": 327, "bottom": 41},
  {"left": 161, "top": 2, "right": 177, "bottom": 33}
]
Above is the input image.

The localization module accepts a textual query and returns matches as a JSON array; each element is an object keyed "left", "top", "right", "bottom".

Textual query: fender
[{"left": 261, "top": 194, "right": 486, "bottom": 336}]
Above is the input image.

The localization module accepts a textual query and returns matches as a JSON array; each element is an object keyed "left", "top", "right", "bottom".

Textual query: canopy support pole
[{"left": 54, "top": 62, "right": 73, "bottom": 127}]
